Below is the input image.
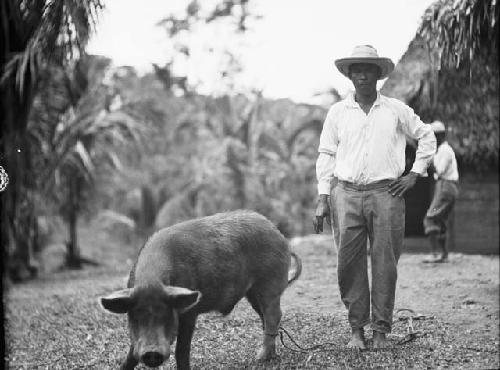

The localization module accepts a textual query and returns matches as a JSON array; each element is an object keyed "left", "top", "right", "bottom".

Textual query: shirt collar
[{"left": 346, "top": 91, "right": 382, "bottom": 109}]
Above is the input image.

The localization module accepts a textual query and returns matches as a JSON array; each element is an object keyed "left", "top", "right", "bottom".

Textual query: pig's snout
[
  {"left": 136, "top": 340, "right": 171, "bottom": 368},
  {"left": 141, "top": 350, "right": 167, "bottom": 368}
]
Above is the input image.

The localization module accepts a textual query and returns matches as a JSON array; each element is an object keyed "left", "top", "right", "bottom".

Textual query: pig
[{"left": 101, "top": 210, "right": 302, "bottom": 370}]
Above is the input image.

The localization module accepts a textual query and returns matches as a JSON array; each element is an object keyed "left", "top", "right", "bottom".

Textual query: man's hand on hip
[
  {"left": 388, "top": 172, "right": 419, "bottom": 197},
  {"left": 313, "top": 195, "right": 331, "bottom": 233}
]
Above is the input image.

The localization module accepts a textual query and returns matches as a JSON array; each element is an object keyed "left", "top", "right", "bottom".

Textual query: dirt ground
[{"left": 3, "top": 226, "right": 499, "bottom": 369}]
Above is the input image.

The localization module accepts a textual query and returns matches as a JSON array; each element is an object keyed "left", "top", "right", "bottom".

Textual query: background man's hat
[
  {"left": 431, "top": 120, "right": 446, "bottom": 133},
  {"left": 335, "top": 45, "right": 394, "bottom": 80}
]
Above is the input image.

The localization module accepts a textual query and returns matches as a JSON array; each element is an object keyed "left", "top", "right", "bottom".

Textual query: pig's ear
[
  {"left": 100, "top": 288, "right": 134, "bottom": 314},
  {"left": 163, "top": 286, "right": 202, "bottom": 313}
]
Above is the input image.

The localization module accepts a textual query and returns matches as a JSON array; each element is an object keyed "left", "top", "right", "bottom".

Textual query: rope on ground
[
  {"left": 393, "top": 308, "right": 429, "bottom": 345},
  {"left": 279, "top": 325, "right": 338, "bottom": 353}
]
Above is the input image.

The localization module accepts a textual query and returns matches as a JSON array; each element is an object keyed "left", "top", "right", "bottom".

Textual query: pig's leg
[
  {"left": 246, "top": 290, "right": 264, "bottom": 329},
  {"left": 256, "top": 296, "right": 282, "bottom": 361},
  {"left": 175, "top": 314, "right": 197, "bottom": 370},
  {"left": 120, "top": 345, "right": 138, "bottom": 370}
]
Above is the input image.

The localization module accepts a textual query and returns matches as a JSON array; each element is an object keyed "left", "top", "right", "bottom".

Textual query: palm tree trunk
[
  {"left": 1, "top": 78, "right": 38, "bottom": 281},
  {"left": 66, "top": 175, "right": 82, "bottom": 269},
  {"left": 226, "top": 144, "right": 246, "bottom": 208}
]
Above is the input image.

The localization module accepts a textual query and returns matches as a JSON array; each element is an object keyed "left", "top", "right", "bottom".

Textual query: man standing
[
  {"left": 423, "top": 120, "right": 459, "bottom": 263},
  {"left": 313, "top": 45, "right": 436, "bottom": 350}
]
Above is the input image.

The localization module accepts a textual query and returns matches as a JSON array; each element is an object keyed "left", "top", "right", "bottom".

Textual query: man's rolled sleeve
[
  {"left": 316, "top": 107, "right": 339, "bottom": 195},
  {"left": 399, "top": 104, "right": 436, "bottom": 176},
  {"left": 318, "top": 107, "right": 339, "bottom": 154},
  {"left": 316, "top": 152, "right": 336, "bottom": 195},
  {"left": 410, "top": 159, "right": 429, "bottom": 176}
]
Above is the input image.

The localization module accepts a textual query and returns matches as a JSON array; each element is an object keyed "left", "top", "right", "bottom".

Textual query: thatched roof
[
  {"left": 380, "top": 37, "right": 433, "bottom": 104},
  {"left": 383, "top": 0, "right": 499, "bottom": 103},
  {"left": 418, "top": 0, "right": 498, "bottom": 68},
  {"left": 381, "top": 0, "right": 499, "bottom": 172}
]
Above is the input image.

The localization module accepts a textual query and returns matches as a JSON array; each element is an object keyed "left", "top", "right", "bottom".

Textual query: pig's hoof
[{"left": 256, "top": 346, "right": 276, "bottom": 361}]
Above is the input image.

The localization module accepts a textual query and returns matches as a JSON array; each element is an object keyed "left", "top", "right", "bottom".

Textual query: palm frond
[
  {"left": 1, "top": 0, "right": 104, "bottom": 95},
  {"left": 73, "top": 140, "right": 94, "bottom": 174},
  {"left": 418, "top": 0, "right": 499, "bottom": 68}
]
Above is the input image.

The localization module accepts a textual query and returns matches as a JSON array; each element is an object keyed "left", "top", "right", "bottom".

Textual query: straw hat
[
  {"left": 431, "top": 120, "right": 446, "bottom": 133},
  {"left": 335, "top": 45, "right": 395, "bottom": 80}
]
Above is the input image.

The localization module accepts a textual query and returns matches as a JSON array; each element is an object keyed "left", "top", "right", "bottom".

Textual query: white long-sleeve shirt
[
  {"left": 433, "top": 141, "right": 459, "bottom": 181},
  {"left": 316, "top": 92, "right": 436, "bottom": 195}
]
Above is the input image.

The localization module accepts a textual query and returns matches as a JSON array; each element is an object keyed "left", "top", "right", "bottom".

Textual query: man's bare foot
[
  {"left": 373, "top": 331, "right": 391, "bottom": 349},
  {"left": 347, "top": 329, "right": 366, "bottom": 350}
]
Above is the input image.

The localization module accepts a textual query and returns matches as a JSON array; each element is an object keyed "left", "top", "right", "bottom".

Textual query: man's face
[{"left": 349, "top": 63, "right": 380, "bottom": 94}]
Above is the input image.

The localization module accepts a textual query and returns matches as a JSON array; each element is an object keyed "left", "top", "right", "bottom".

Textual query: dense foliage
[
  {"left": 95, "top": 68, "right": 328, "bottom": 239},
  {"left": 1, "top": 0, "right": 104, "bottom": 280},
  {"left": 28, "top": 56, "right": 144, "bottom": 268},
  {"left": 0, "top": 0, "right": 263, "bottom": 280}
]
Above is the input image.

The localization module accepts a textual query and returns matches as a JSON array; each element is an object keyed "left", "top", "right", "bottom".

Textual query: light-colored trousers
[
  {"left": 423, "top": 179, "right": 459, "bottom": 236},
  {"left": 331, "top": 179, "right": 405, "bottom": 333}
]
